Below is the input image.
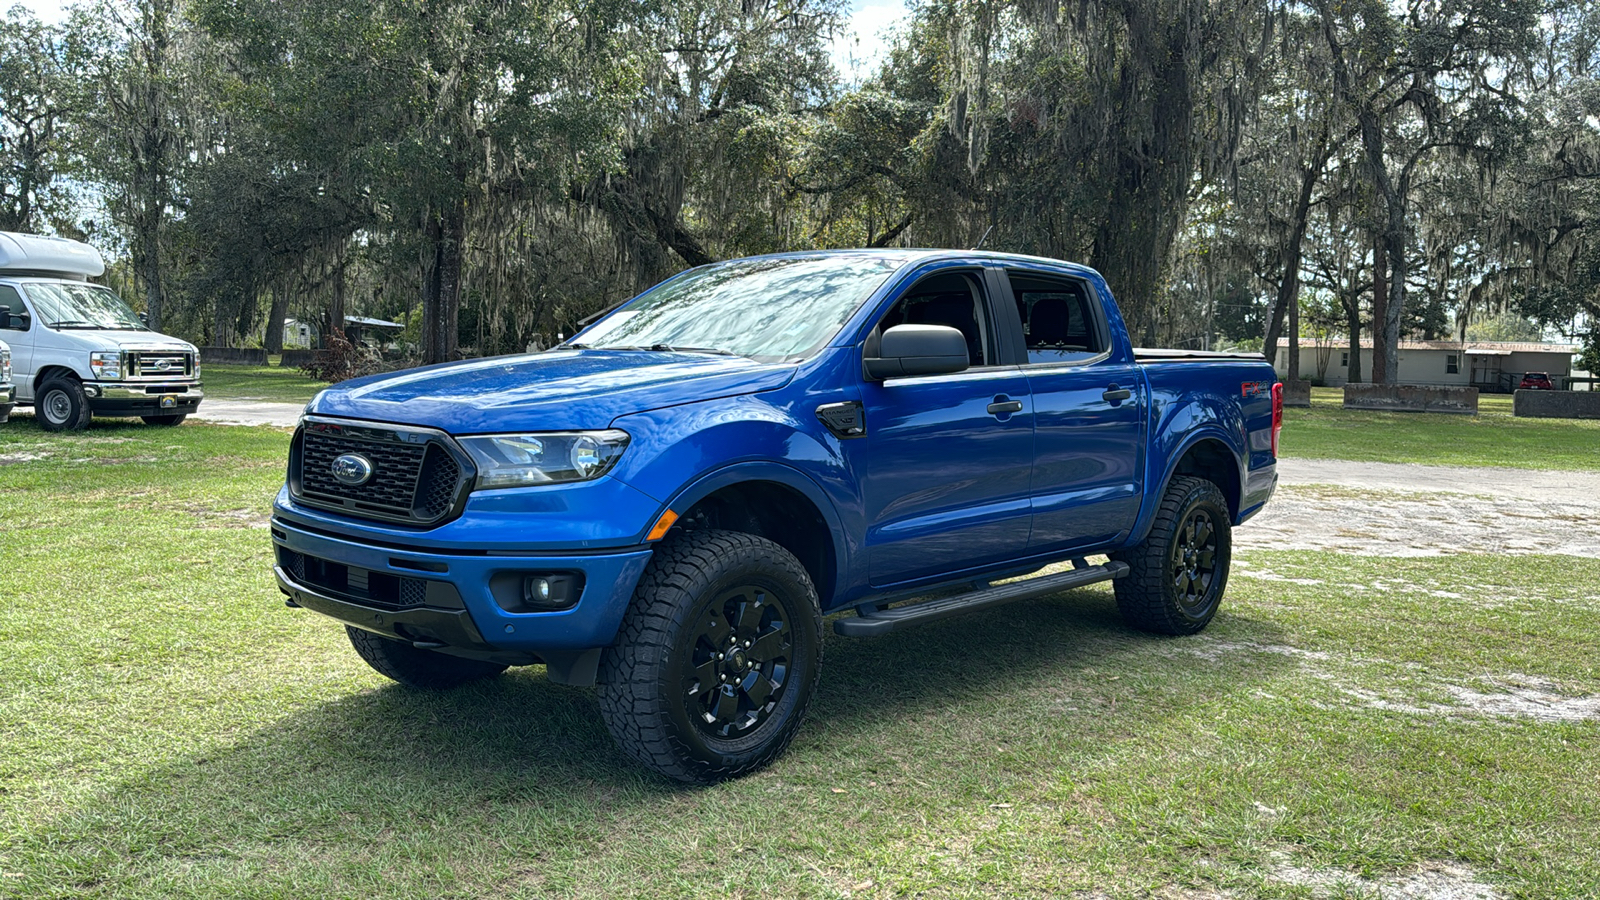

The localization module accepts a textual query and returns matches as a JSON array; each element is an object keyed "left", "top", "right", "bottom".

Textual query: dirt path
[
  {"left": 190, "top": 399, "right": 304, "bottom": 428},
  {"left": 1246, "top": 458, "right": 1600, "bottom": 557}
]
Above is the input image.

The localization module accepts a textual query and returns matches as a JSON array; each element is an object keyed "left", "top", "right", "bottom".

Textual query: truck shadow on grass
[{"left": 14, "top": 589, "right": 1290, "bottom": 894}]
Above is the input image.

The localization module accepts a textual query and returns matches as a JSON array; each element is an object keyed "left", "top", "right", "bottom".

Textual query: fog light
[{"left": 520, "top": 573, "right": 582, "bottom": 611}]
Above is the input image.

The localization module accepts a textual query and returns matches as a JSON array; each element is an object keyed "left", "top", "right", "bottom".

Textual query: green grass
[
  {"left": 4, "top": 417, "right": 1600, "bottom": 897},
  {"left": 1282, "top": 386, "right": 1600, "bottom": 470},
  {"left": 202, "top": 362, "right": 328, "bottom": 404}
]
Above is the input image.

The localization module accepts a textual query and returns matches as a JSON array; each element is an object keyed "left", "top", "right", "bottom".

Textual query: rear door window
[{"left": 1008, "top": 274, "right": 1106, "bottom": 365}]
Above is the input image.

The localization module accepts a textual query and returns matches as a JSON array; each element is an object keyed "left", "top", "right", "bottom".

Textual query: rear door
[
  {"left": 999, "top": 269, "right": 1146, "bottom": 553},
  {"left": 859, "top": 266, "right": 1035, "bottom": 586}
]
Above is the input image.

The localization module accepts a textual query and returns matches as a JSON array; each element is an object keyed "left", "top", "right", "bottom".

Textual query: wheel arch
[
  {"left": 660, "top": 463, "right": 847, "bottom": 609},
  {"left": 33, "top": 364, "right": 80, "bottom": 393}
]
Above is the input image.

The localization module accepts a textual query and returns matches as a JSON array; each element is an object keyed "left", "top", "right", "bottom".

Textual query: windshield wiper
[
  {"left": 48, "top": 320, "right": 98, "bottom": 328},
  {"left": 647, "top": 344, "right": 735, "bottom": 356}
]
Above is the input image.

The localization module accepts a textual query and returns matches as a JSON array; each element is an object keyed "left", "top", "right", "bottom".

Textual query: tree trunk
[
  {"left": 1287, "top": 291, "right": 1300, "bottom": 383},
  {"left": 1343, "top": 281, "right": 1363, "bottom": 384},
  {"left": 1370, "top": 234, "right": 1388, "bottom": 384},
  {"left": 264, "top": 282, "right": 289, "bottom": 355},
  {"left": 328, "top": 249, "right": 346, "bottom": 349},
  {"left": 1261, "top": 131, "right": 1327, "bottom": 374}
]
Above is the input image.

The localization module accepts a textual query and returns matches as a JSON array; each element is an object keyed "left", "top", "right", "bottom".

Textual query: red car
[{"left": 1519, "top": 372, "right": 1555, "bottom": 390}]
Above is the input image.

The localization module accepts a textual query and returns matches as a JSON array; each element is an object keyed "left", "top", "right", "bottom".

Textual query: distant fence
[
  {"left": 278, "top": 349, "right": 318, "bottom": 368},
  {"left": 1282, "top": 379, "right": 1312, "bottom": 408},
  {"left": 198, "top": 347, "right": 268, "bottom": 366},
  {"left": 1514, "top": 389, "right": 1600, "bottom": 420},
  {"left": 1343, "top": 383, "right": 1478, "bottom": 415}
]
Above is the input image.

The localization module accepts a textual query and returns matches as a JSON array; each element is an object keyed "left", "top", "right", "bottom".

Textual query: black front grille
[{"left": 290, "top": 420, "right": 470, "bottom": 526}]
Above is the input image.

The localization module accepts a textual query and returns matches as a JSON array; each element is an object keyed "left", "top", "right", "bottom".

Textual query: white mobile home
[{"left": 1275, "top": 340, "right": 1579, "bottom": 391}]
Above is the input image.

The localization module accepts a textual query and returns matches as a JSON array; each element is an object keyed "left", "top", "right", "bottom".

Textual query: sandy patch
[
  {"left": 1271, "top": 859, "right": 1501, "bottom": 899},
  {"left": 1247, "top": 459, "right": 1600, "bottom": 557}
]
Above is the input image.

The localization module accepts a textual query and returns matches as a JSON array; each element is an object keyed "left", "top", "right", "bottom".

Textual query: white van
[{"left": 0, "top": 232, "right": 202, "bottom": 431}]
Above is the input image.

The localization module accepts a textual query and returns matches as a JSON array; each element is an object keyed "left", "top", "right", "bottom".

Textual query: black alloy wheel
[
  {"left": 682, "top": 582, "right": 798, "bottom": 740},
  {"left": 1110, "top": 475, "right": 1232, "bottom": 635},
  {"left": 1171, "top": 507, "right": 1220, "bottom": 613},
  {"left": 598, "top": 529, "right": 823, "bottom": 783}
]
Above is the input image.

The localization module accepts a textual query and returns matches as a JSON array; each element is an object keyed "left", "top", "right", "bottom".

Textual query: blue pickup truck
[{"left": 271, "top": 250, "right": 1281, "bottom": 782}]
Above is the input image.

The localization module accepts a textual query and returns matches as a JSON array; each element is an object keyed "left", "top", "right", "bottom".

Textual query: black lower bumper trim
[
  {"left": 273, "top": 565, "right": 538, "bottom": 665},
  {"left": 91, "top": 398, "right": 202, "bottom": 416}
]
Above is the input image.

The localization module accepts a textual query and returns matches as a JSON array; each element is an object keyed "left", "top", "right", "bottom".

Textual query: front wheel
[
  {"left": 1111, "top": 475, "right": 1232, "bottom": 635},
  {"left": 598, "top": 529, "right": 823, "bottom": 783},
  {"left": 36, "top": 378, "right": 91, "bottom": 432},
  {"left": 141, "top": 414, "right": 187, "bottom": 426}
]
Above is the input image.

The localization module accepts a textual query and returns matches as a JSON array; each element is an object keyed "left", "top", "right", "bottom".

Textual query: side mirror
[{"left": 864, "top": 324, "right": 970, "bottom": 380}]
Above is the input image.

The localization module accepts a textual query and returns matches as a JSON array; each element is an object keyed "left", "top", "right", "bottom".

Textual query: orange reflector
[{"left": 646, "top": 509, "right": 679, "bottom": 541}]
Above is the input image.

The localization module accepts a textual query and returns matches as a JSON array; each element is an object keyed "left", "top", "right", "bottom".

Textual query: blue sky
[{"left": 12, "top": 0, "right": 912, "bottom": 79}]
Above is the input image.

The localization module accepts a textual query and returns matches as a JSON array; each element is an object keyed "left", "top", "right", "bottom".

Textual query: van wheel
[
  {"left": 345, "top": 626, "right": 507, "bottom": 689},
  {"left": 141, "top": 414, "right": 187, "bottom": 426},
  {"left": 37, "top": 378, "right": 92, "bottom": 432},
  {"left": 598, "top": 529, "right": 823, "bottom": 783},
  {"left": 1111, "top": 475, "right": 1232, "bottom": 635}
]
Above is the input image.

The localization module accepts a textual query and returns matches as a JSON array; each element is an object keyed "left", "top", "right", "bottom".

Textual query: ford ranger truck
[
  {"left": 0, "top": 232, "right": 203, "bottom": 431},
  {"left": 271, "top": 250, "right": 1282, "bottom": 783}
]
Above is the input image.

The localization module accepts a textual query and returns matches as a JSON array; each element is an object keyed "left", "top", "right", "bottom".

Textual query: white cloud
[{"left": 831, "top": 0, "right": 913, "bottom": 85}]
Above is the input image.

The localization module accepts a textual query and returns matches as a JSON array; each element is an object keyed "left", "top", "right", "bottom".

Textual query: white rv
[{"left": 0, "top": 232, "right": 202, "bottom": 431}]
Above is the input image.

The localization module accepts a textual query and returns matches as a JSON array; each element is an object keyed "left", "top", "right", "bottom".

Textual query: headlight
[
  {"left": 459, "top": 430, "right": 630, "bottom": 488},
  {"left": 192, "top": 348, "right": 201, "bottom": 378},
  {"left": 1, "top": 347, "right": 11, "bottom": 383},
  {"left": 90, "top": 351, "right": 123, "bottom": 380}
]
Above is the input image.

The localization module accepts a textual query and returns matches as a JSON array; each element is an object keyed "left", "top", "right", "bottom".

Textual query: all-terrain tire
[
  {"left": 597, "top": 529, "right": 823, "bottom": 783},
  {"left": 141, "top": 414, "right": 187, "bottom": 426},
  {"left": 36, "top": 377, "right": 92, "bottom": 432},
  {"left": 345, "top": 626, "right": 508, "bottom": 689},
  {"left": 1110, "top": 475, "right": 1232, "bottom": 635}
]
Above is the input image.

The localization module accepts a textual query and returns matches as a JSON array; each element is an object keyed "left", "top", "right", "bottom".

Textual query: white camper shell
[{"left": 0, "top": 232, "right": 202, "bottom": 431}]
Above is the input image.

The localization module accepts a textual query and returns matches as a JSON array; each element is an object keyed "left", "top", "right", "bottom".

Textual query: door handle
[
  {"left": 987, "top": 398, "right": 1024, "bottom": 416},
  {"left": 1102, "top": 385, "right": 1132, "bottom": 403}
]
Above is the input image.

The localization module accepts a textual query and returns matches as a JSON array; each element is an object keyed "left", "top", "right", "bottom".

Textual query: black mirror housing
[{"left": 864, "top": 324, "right": 970, "bottom": 379}]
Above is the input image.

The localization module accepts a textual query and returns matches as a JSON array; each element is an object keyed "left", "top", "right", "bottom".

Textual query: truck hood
[
  {"left": 42, "top": 329, "right": 196, "bottom": 354},
  {"left": 309, "top": 349, "right": 797, "bottom": 433}
]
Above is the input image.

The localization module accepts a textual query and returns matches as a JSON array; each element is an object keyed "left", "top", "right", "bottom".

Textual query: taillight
[{"left": 1271, "top": 382, "right": 1284, "bottom": 457}]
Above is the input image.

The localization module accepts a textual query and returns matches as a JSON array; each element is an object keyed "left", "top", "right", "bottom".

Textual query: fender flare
[
  {"left": 650, "top": 459, "right": 852, "bottom": 602},
  {"left": 1132, "top": 425, "right": 1246, "bottom": 545}
]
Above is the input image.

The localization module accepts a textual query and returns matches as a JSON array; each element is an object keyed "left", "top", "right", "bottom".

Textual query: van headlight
[
  {"left": 1, "top": 346, "right": 11, "bottom": 383},
  {"left": 459, "top": 430, "right": 630, "bottom": 488},
  {"left": 90, "top": 351, "right": 123, "bottom": 380}
]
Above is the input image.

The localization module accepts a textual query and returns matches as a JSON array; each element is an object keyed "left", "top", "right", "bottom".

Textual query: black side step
[{"left": 833, "top": 561, "right": 1130, "bottom": 637}]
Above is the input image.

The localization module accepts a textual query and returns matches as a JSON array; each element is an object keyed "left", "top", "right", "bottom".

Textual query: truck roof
[
  {"left": 0, "top": 232, "right": 106, "bottom": 278},
  {"left": 718, "top": 248, "right": 1102, "bottom": 278}
]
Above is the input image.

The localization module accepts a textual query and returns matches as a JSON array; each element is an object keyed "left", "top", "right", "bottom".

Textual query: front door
[
  {"left": 0, "top": 284, "right": 35, "bottom": 401},
  {"left": 859, "top": 268, "right": 1035, "bottom": 587}
]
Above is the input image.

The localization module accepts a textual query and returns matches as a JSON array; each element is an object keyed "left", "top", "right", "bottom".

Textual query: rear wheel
[
  {"left": 36, "top": 378, "right": 91, "bottom": 432},
  {"left": 1111, "top": 475, "right": 1232, "bottom": 635},
  {"left": 598, "top": 529, "right": 823, "bottom": 783},
  {"left": 345, "top": 626, "right": 507, "bottom": 689},
  {"left": 141, "top": 414, "right": 187, "bottom": 426}
]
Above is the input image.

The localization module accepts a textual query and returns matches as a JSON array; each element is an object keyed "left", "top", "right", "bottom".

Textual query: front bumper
[
  {"left": 270, "top": 515, "right": 654, "bottom": 655},
  {"left": 85, "top": 382, "right": 203, "bottom": 417},
  {"left": 0, "top": 383, "right": 12, "bottom": 421}
]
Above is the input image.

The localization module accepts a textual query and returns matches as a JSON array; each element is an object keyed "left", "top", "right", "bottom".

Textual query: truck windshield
[
  {"left": 573, "top": 255, "right": 903, "bottom": 362},
  {"left": 23, "top": 282, "right": 147, "bottom": 331}
]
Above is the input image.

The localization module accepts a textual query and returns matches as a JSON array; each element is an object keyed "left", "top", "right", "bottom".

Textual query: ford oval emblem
[{"left": 331, "top": 453, "right": 375, "bottom": 486}]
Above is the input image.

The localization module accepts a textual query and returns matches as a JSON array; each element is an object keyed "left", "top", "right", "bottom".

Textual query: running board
[{"left": 833, "top": 561, "right": 1130, "bottom": 637}]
